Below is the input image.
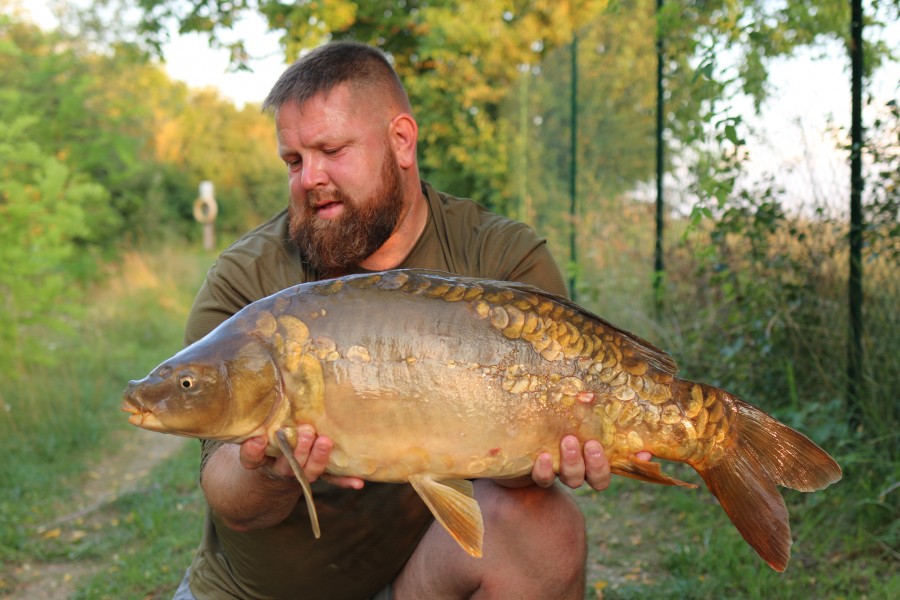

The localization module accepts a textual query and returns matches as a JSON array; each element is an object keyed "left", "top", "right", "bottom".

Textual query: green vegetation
[
  {"left": 0, "top": 1, "right": 896, "bottom": 598},
  {"left": 0, "top": 246, "right": 209, "bottom": 596}
]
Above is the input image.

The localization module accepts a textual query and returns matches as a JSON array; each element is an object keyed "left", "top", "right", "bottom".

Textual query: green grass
[
  {"left": 70, "top": 442, "right": 205, "bottom": 599},
  {"left": 577, "top": 460, "right": 899, "bottom": 599}
]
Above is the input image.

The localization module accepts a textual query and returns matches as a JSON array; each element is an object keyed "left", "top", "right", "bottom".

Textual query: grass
[
  {"left": 577, "top": 460, "right": 899, "bottom": 599},
  {"left": 1, "top": 239, "right": 897, "bottom": 599},
  {"left": 69, "top": 442, "right": 204, "bottom": 599}
]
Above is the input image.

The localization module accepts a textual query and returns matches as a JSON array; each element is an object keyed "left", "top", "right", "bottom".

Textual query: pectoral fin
[
  {"left": 408, "top": 475, "right": 484, "bottom": 558},
  {"left": 610, "top": 457, "right": 697, "bottom": 488},
  {"left": 275, "top": 428, "right": 321, "bottom": 538}
]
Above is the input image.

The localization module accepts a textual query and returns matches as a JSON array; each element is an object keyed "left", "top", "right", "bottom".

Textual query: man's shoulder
[
  {"left": 208, "top": 209, "right": 306, "bottom": 299},
  {"left": 420, "top": 183, "right": 565, "bottom": 295},
  {"left": 218, "top": 208, "right": 292, "bottom": 263},
  {"left": 428, "top": 185, "right": 536, "bottom": 242},
  {"left": 184, "top": 209, "right": 305, "bottom": 345}
]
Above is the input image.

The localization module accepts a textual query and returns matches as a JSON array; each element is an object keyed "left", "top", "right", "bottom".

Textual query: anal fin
[
  {"left": 611, "top": 457, "right": 698, "bottom": 488},
  {"left": 408, "top": 475, "right": 484, "bottom": 558}
]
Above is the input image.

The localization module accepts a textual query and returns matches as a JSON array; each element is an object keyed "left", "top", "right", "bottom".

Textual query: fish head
[{"left": 122, "top": 324, "right": 282, "bottom": 442}]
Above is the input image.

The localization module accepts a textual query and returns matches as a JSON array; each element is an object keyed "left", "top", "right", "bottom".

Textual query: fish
[{"left": 121, "top": 269, "right": 841, "bottom": 571}]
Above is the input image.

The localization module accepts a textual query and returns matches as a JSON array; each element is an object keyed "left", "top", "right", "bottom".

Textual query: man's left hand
[{"left": 530, "top": 436, "right": 653, "bottom": 491}]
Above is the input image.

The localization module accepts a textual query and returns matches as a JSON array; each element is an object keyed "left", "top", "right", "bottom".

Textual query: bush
[{"left": 0, "top": 115, "right": 116, "bottom": 379}]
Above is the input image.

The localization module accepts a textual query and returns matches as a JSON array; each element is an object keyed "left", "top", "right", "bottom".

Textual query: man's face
[
  {"left": 276, "top": 86, "right": 405, "bottom": 272},
  {"left": 288, "top": 144, "right": 403, "bottom": 273}
]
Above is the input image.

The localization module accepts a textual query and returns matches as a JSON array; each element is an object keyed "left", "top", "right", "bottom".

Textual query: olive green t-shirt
[{"left": 184, "top": 182, "right": 567, "bottom": 599}]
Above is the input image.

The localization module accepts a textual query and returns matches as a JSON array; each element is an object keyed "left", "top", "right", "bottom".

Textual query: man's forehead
[{"left": 280, "top": 87, "right": 365, "bottom": 122}]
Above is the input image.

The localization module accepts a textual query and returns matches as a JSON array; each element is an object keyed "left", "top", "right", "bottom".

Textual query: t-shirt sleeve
[
  {"left": 494, "top": 228, "right": 568, "bottom": 297},
  {"left": 184, "top": 252, "right": 282, "bottom": 345}
]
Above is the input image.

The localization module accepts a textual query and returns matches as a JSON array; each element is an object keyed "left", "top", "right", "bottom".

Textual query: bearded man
[{"left": 174, "top": 41, "right": 623, "bottom": 600}]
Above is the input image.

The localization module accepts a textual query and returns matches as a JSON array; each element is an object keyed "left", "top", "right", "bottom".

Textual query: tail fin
[{"left": 696, "top": 391, "right": 842, "bottom": 571}]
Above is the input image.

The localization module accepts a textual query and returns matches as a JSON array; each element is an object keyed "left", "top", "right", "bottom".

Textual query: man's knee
[
  {"left": 475, "top": 482, "right": 587, "bottom": 596},
  {"left": 478, "top": 481, "right": 587, "bottom": 561}
]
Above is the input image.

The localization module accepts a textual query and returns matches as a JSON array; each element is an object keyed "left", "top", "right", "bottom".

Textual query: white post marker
[{"left": 193, "top": 180, "right": 218, "bottom": 251}]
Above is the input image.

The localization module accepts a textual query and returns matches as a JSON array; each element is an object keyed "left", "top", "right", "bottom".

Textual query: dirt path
[{"left": 2, "top": 427, "right": 187, "bottom": 600}]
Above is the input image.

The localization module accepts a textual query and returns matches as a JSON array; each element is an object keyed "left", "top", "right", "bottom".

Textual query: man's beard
[{"left": 289, "top": 149, "right": 404, "bottom": 273}]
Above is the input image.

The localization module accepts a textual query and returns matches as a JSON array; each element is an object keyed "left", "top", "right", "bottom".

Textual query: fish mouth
[{"left": 120, "top": 398, "right": 165, "bottom": 430}]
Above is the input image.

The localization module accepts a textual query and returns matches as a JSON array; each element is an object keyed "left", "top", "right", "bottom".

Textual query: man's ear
[{"left": 389, "top": 113, "right": 418, "bottom": 169}]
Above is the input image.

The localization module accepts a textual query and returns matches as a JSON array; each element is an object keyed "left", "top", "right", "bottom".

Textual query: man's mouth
[{"left": 314, "top": 200, "right": 344, "bottom": 220}]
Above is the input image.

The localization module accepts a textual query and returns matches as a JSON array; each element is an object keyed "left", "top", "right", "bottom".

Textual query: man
[{"left": 175, "top": 41, "right": 624, "bottom": 600}]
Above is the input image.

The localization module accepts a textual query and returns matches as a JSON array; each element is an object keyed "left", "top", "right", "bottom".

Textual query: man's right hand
[{"left": 238, "top": 424, "right": 365, "bottom": 489}]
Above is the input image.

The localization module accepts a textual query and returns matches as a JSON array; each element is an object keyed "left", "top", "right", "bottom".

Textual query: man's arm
[{"left": 202, "top": 426, "right": 364, "bottom": 530}]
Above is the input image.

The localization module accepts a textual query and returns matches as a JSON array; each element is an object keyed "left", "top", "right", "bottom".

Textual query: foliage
[
  {"left": 661, "top": 99, "right": 899, "bottom": 590},
  {"left": 129, "top": 0, "right": 895, "bottom": 219},
  {"left": 0, "top": 9, "right": 284, "bottom": 242},
  {"left": 0, "top": 10, "right": 284, "bottom": 375},
  {"left": 577, "top": 470, "right": 899, "bottom": 599},
  {"left": 0, "top": 113, "right": 113, "bottom": 379},
  {"left": 864, "top": 97, "right": 900, "bottom": 259}
]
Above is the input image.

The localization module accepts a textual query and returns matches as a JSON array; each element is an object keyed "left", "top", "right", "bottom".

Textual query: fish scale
[{"left": 122, "top": 268, "right": 841, "bottom": 570}]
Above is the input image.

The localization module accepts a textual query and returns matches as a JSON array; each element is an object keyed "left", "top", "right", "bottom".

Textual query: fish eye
[{"left": 179, "top": 376, "right": 196, "bottom": 390}]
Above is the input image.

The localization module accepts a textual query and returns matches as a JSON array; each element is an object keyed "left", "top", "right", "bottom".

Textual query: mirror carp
[{"left": 122, "top": 269, "right": 841, "bottom": 571}]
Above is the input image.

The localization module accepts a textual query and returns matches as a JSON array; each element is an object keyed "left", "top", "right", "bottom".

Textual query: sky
[
  {"left": 157, "top": 11, "right": 288, "bottom": 108},
  {"left": 14, "top": 1, "right": 900, "bottom": 213}
]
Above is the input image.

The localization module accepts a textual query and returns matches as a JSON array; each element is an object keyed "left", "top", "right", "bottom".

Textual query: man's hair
[{"left": 262, "top": 41, "right": 411, "bottom": 114}]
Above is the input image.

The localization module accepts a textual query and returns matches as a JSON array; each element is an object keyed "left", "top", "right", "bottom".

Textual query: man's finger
[
  {"left": 239, "top": 436, "right": 269, "bottom": 470},
  {"left": 321, "top": 474, "right": 366, "bottom": 489},
  {"left": 302, "top": 435, "right": 333, "bottom": 481},
  {"left": 557, "top": 435, "right": 585, "bottom": 488},
  {"left": 292, "top": 424, "right": 316, "bottom": 462},
  {"left": 583, "top": 440, "right": 611, "bottom": 491},
  {"left": 532, "top": 452, "right": 555, "bottom": 488}
]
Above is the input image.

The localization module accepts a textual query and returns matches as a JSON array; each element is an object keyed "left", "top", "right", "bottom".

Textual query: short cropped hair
[{"left": 263, "top": 41, "right": 411, "bottom": 114}]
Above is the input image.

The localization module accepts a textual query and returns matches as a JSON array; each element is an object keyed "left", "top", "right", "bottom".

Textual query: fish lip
[
  {"left": 120, "top": 400, "right": 144, "bottom": 425},
  {"left": 120, "top": 398, "right": 151, "bottom": 424},
  {"left": 120, "top": 400, "right": 164, "bottom": 430},
  {"left": 120, "top": 398, "right": 141, "bottom": 414}
]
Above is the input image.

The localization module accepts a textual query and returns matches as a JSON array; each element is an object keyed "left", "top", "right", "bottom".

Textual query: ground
[
  {"left": 2, "top": 429, "right": 187, "bottom": 600},
  {"left": 575, "top": 484, "right": 670, "bottom": 599}
]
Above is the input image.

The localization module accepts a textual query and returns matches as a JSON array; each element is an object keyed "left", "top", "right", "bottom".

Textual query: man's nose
[{"left": 300, "top": 156, "right": 329, "bottom": 190}]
